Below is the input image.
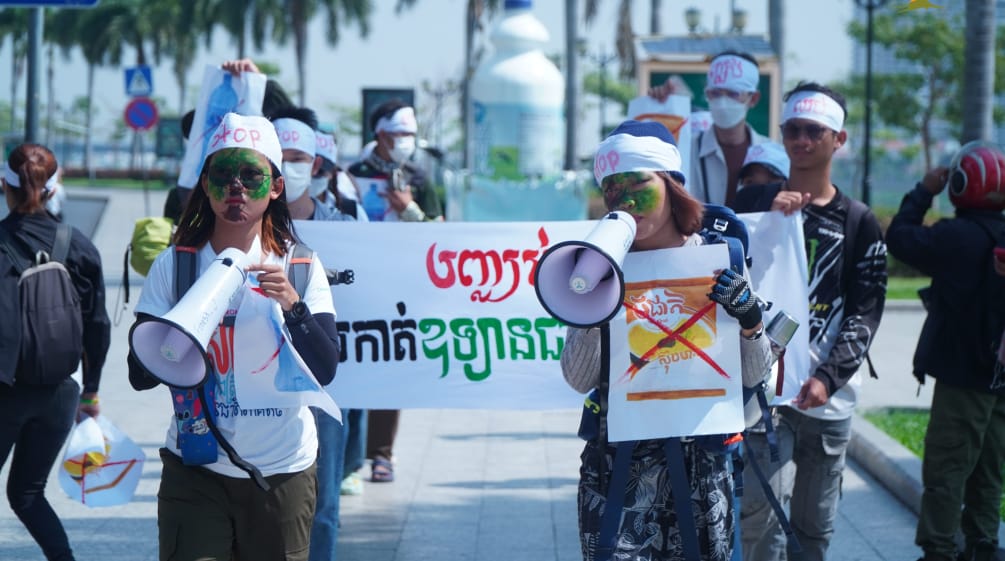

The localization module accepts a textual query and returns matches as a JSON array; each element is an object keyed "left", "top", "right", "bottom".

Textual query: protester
[
  {"left": 649, "top": 50, "right": 768, "bottom": 207},
  {"left": 0, "top": 143, "right": 111, "bottom": 561},
  {"left": 348, "top": 99, "right": 443, "bottom": 484},
  {"left": 732, "top": 82, "right": 887, "bottom": 561},
  {"left": 886, "top": 143, "right": 1005, "bottom": 561},
  {"left": 561, "top": 120, "right": 772, "bottom": 560},
  {"left": 738, "top": 141, "right": 789, "bottom": 190},
  {"left": 128, "top": 113, "right": 339, "bottom": 561},
  {"left": 271, "top": 105, "right": 355, "bottom": 561},
  {"left": 313, "top": 131, "right": 367, "bottom": 222}
]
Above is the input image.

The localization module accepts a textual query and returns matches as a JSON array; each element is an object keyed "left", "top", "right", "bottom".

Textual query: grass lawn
[
  {"left": 63, "top": 177, "right": 172, "bottom": 191},
  {"left": 887, "top": 276, "right": 928, "bottom": 301},
  {"left": 864, "top": 408, "right": 1005, "bottom": 521}
]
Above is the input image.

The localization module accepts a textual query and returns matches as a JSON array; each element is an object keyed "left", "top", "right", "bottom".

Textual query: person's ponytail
[{"left": 5, "top": 143, "right": 56, "bottom": 215}]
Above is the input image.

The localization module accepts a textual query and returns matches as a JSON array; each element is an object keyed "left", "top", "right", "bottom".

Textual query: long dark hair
[
  {"left": 5, "top": 143, "right": 56, "bottom": 215},
  {"left": 173, "top": 157, "right": 299, "bottom": 256}
]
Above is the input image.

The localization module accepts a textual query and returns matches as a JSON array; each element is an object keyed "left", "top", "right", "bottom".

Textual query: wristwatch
[
  {"left": 743, "top": 325, "right": 765, "bottom": 341},
  {"left": 284, "top": 300, "right": 309, "bottom": 323}
]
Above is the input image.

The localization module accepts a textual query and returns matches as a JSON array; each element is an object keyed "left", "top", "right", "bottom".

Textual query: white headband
[
  {"left": 206, "top": 112, "right": 284, "bottom": 172},
  {"left": 273, "top": 118, "right": 317, "bottom": 158},
  {"left": 782, "top": 91, "right": 845, "bottom": 132},
  {"left": 315, "top": 132, "right": 338, "bottom": 164},
  {"left": 594, "top": 133, "right": 683, "bottom": 184},
  {"left": 4, "top": 165, "right": 59, "bottom": 191},
  {"left": 706, "top": 54, "right": 759, "bottom": 93},
  {"left": 375, "top": 107, "right": 418, "bottom": 134}
]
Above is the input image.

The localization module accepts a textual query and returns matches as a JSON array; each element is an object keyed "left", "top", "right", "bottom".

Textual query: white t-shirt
[{"left": 136, "top": 236, "right": 336, "bottom": 478}]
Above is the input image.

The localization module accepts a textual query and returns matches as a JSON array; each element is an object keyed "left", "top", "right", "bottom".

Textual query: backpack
[
  {"left": 843, "top": 198, "right": 879, "bottom": 379},
  {"left": 168, "top": 242, "right": 316, "bottom": 491},
  {"left": 0, "top": 223, "right": 84, "bottom": 386}
]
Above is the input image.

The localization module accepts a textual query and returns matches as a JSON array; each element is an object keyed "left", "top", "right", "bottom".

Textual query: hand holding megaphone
[{"left": 534, "top": 211, "right": 636, "bottom": 328}]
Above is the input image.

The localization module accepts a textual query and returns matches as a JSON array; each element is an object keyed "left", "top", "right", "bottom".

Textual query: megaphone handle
[{"left": 197, "top": 387, "right": 271, "bottom": 492}]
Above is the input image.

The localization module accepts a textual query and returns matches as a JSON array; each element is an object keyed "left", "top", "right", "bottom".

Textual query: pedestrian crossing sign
[{"left": 125, "top": 66, "right": 153, "bottom": 98}]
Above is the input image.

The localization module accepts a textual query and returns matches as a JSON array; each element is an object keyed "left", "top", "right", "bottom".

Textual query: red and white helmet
[{"left": 948, "top": 141, "right": 1005, "bottom": 211}]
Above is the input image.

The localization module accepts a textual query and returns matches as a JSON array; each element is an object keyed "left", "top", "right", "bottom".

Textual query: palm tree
[
  {"left": 276, "top": 0, "right": 373, "bottom": 106},
  {"left": 0, "top": 9, "right": 29, "bottom": 132},
  {"left": 46, "top": 4, "right": 128, "bottom": 176},
  {"left": 961, "top": 0, "right": 996, "bottom": 142},
  {"left": 200, "top": 0, "right": 284, "bottom": 60},
  {"left": 584, "top": 0, "right": 635, "bottom": 79}
]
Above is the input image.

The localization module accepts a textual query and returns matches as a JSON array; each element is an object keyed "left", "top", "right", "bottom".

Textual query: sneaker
[{"left": 340, "top": 472, "right": 364, "bottom": 496}]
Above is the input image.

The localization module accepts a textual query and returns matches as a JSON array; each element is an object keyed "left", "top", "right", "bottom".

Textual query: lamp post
[
  {"left": 585, "top": 47, "right": 618, "bottom": 140},
  {"left": 854, "top": 0, "right": 889, "bottom": 207}
]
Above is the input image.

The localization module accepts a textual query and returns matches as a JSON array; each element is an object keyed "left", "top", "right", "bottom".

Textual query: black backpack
[{"left": 0, "top": 223, "right": 83, "bottom": 385}]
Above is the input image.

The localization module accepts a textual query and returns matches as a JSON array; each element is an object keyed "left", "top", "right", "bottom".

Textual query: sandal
[{"left": 371, "top": 457, "right": 395, "bottom": 483}]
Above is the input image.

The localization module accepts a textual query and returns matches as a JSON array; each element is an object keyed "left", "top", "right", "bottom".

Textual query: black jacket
[
  {"left": 0, "top": 212, "right": 111, "bottom": 391},
  {"left": 886, "top": 185, "right": 1005, "bottom": 392}
]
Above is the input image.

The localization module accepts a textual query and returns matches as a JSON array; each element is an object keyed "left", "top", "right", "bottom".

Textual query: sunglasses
[
  {"left": 780, "top": 122, "right": 834, "bottom": 141},
  {"left": 207, "top": 166, "right": 271, "bottom": 190}
]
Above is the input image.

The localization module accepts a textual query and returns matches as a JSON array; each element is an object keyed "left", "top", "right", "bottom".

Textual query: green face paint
[
  {"left": 601, "top": 172, "right": 662, "bottom": 213},
  {"left": 206, "top": 149, "right": 272, "bottom": 200}
]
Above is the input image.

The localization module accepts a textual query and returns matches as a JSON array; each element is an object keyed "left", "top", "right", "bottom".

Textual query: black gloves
[{"left": 708, "top": 268, "right": 762, "bottom": 330}]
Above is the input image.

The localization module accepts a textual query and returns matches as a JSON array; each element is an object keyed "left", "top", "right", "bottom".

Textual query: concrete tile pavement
[{"left": 0, "top": 187, "right": 985, "bottom": 560}]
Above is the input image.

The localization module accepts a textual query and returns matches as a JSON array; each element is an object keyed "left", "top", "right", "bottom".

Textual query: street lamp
[
  {"left": 854, "top": 0, "right": 890, "bottom": 207},
  {"left": 584, "top": 47, "right": 619, "bottom": 140}
]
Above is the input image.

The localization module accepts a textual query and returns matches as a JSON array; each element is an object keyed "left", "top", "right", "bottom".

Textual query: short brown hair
[
  {"left": 4, "top": 143, "right": 56, "bottom": 215},
  {"left": 656, "top": 171, "right": 704, "bottom": 236}
]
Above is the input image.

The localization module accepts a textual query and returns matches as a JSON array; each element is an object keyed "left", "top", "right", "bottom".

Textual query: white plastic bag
[{"left": 58, "top": 415, "right": 146, "bottom": 507}]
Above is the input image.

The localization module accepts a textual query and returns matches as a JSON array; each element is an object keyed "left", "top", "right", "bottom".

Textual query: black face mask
[{"left": 738, "top": 180, "right": 786, "bottom": 192}]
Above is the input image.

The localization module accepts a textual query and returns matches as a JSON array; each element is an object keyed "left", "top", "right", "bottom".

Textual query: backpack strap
[
  {"left": 50, "top": 222, "right": 71, "bottom": 264},
  {"left": 0, "top": 225, "right": 29, "bottom": 275},
  {"left": 743, "top": 445, "right": 802, "bottom": 553},
  {"left": 173, "top": 246, "right": 198, "bottom": 301},
  {"left": 698, "top": 131, "right": 711, "bottom": 203},
  {"left": 287, "top": 243, "right": 314, "bottom": 299}
]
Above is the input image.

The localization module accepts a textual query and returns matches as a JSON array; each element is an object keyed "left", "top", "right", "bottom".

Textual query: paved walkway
[{"left": 0, "top": 187, "right": 992, "bottom": 561}]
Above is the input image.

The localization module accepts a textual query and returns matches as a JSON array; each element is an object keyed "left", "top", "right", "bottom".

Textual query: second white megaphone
[
  {"left": 129, "top": 247, "right": 250, "bottom": 389},
  {"left": 534, "top": 211, "right": 636, "bottom": 328}
]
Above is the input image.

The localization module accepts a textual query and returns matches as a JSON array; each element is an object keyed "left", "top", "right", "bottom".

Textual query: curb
[{"left": 849, "top": 413, "right": 1005, "bottom": 559}]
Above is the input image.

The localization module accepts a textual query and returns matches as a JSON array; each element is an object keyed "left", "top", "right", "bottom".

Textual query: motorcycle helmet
[{"left": 948, "top": 140, "right": 1005, "bottom": 211}]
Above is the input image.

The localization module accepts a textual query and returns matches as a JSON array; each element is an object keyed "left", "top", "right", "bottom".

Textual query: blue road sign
[
  {"left": 125, "top": 65, "right": 153, "bottom": 97},
  {"left": 124, "top": 97, "right": 158, "bottom": 131},
  {"left": 0, "top": 1, "right": 100, "bottom": 5}
]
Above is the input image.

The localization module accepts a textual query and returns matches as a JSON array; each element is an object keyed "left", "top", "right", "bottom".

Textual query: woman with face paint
[
  {"left": 560, "top": 121, "right": 772, "bottom": 561},
  {"left": 127, "top": 113, "right": 341, "bottom": 561}
]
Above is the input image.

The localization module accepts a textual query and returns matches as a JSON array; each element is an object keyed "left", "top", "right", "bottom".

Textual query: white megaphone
[
  {"left": 129, "top": 247, "right": 250, "bottom": 389},
  {"left": 534, "top": 211, "right": 636, "bottom": 328}
]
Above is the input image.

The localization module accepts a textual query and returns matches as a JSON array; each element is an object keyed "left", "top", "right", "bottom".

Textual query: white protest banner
[
  {"left": 178, "top": 65, "right": 267, "bottom": 188},
  {"left": 627, "top": 94, "right": 692, "bottom": 181},
  {"left": 606, "top": 244, "right": 744, "bottom": 442},
  {"left": 739, "top": 211, "right": 810, "bottom": 405},
  {"left": 296, "top": 220, "right": 594, "bottom": 410}
]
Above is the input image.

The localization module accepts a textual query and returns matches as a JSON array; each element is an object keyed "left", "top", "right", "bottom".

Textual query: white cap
[
  {"left": 205, "top": 113, "right": 283, "bottom": 173},
  {"left": 375, "top": 106, "right": 418, "bottom": 134},
  {"left": 315, "top": 132, "right": 338, "bottom": 164},
  {"left": 740, "top": 142, "right": 790, "bottom": 180},
  {"left": 273, "top": 118, "right": 318, "bottom": 158}
]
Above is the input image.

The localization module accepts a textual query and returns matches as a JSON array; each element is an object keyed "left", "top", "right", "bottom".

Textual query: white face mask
[
  {"left": 309, "top": 176, "right": 330, "bottom": 197},
  {"left": 389, "top": 136, "right": 416, "bottom": 164},
  {"left": 282, "top": 161, "right": 313, "bottom": 201},
  {"left": 709, "top": 97, "right": 749, "bottom": 129}
]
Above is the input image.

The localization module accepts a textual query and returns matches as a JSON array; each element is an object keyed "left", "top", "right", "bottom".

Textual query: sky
[{"left": 0, "top": 0, "right": 857, "bottom": 159}]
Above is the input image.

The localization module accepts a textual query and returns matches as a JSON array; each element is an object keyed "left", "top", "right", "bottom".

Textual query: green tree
[
  {"left": 272, "top": 0, "right": 372, "bottom": 106},
  {"left": 199, "top": 0, "right": 285, "bottom": 60},
  {"left": 847, "top": 11, "right": 1005, "bottom": 170},
  {"left": 584, "top": 0, "right": 633, "bottom": 79}
]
